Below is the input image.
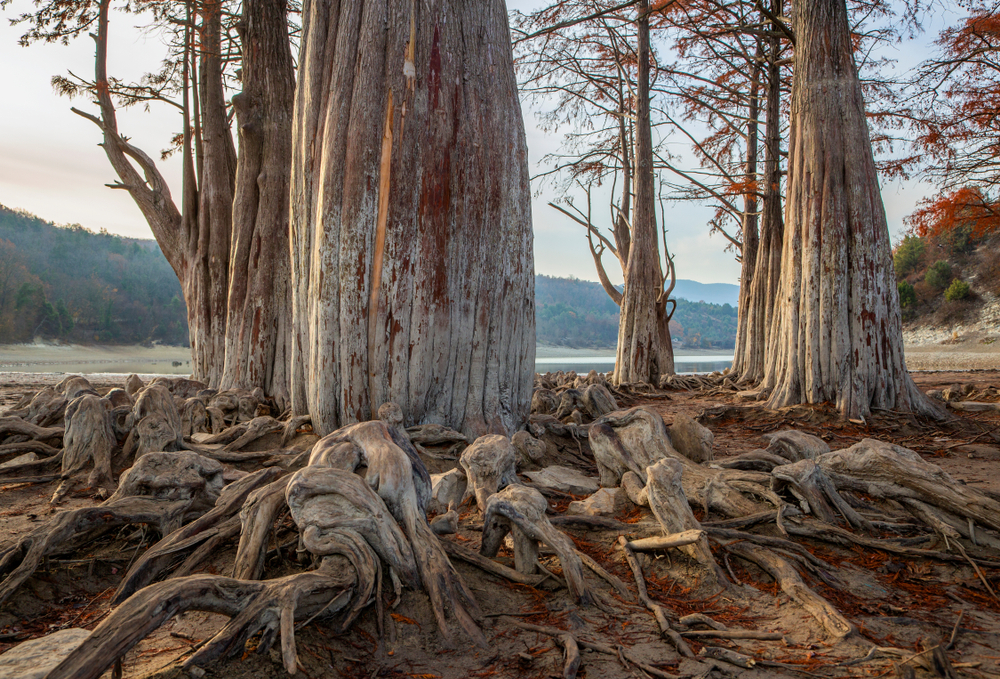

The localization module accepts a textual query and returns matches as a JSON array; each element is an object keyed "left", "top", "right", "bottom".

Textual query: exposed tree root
[
  {"left": 46, "top": 563, "right": 363, "bottom": 679},
  {"left": 481, "top": 484, "right": 593, "bottom": 604}
]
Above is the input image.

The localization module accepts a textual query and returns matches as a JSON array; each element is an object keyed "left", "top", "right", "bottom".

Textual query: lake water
[{"left": 536, "top": 354, "right": 733, "bottom": 375}]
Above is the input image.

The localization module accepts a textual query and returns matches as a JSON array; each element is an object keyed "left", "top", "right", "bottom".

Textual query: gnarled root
[
  {"left": 0, "top": 497, "right": 191, "bottom": 609},
  {"left": 51, "top": 394, "right": 117, "bottom": 503},
  {"left": 591, "top": 407, "right": 766, "bottom": 517},
  {"left": 46, "top": 561, "right": 364, "bottom": 679},
  {"left": 0, "top": 452, "right": 229, "bottom": 607},
  {"left": 233, "top": 476, "right": 294, "bottom": 580},
  {"left": 307, "top": 418, "right": 484, "bottom": 645},
  {"left": 771, "top": 459, "right": 874, "bottom": 533},
  {"left": 645, "top": 459, "right": 728, "bottom": 587},
  {"left": 818, "top": 439, "right": 1000, "bottom": 532},
  {"left": 481, "top": 484, "right": 593, "bottom": 605},
  {"left": 114, "top": 467, "right": 284, "bottom": 603},
  {"left": 725, "top": 541, "right": 856, "bottom": 639},
  {"left": 460, "top": 434, "right": 518, "bottom": 508}
]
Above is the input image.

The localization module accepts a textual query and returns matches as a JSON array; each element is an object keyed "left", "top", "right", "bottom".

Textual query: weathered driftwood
[
  {"left": 304, "top": 419, "right": 482, "bottom": 644},
  {"left": 481, "top": 484, "right": 592, "bottom": 605},
  {"left": 628, "top": 529, "right": 705, "bottom": 552},
  {"left": 645, "top": 458, "right": 727, "bottom": 586},
  {"left": 114, "top": 467, "right": 283, "bottom": 603},
  {"left": 51, "top": 394, "right": 117, "bottom": 503},
  {"left": 459, "top": 434, "right": 518, "bottom": 508}
]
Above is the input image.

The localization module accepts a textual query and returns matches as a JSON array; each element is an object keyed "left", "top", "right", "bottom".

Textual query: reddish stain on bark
[{"left": 429, "top": 25, "right": 442, "bottom": 110}]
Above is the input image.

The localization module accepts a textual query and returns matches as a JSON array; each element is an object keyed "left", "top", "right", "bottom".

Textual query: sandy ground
[{"left": 0, "top": 343, "right": 192, "bottom": 376}]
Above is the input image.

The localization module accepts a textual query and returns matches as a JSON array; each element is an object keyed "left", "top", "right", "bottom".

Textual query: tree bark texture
[
  {"left": 289, "top": 0, "right": 535, "bottom": 437},
  {"left": 191, "top": 0, "right": 237, "bottom": 388},
  {"left": 220, "top": 0, "right": 295, "bottom": 409},
  {"left": 761, "top": 0, "right": 932, "bottom": 419},
  {"left": 734, "top": 17, "right": 784, "bottom": 385},
  {"left": 731, "top": 55, "right": 761, "bottom": 380},
  {"left": 614, "top": 0, "right": 674, "bottom": 385},
  {"left": 79, "top": 0, "right": 232, "bottom": 387}
]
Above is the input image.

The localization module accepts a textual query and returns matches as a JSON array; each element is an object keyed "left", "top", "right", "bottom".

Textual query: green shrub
[
  {"left": 897, "top": 281, "right": 916, "bottom": 308},
  {"left": 944, "top": 279, "right": 971, "bottom": 301},
  {"left": 893, "top": 235, "right": 926, "bottom": 277},
  {"left": 925, "top": 260, "right": 953, "bottom": 290}
]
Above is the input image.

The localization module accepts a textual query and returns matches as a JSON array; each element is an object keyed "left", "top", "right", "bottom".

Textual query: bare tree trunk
[
  {"left": 190, "top": 0, "right": 236, "bottom": 387},
  {"left": 289, "top": 0, "right": 535, "bottom": 437},
  {"left": 614, "top": 0, "right": 674, "bottom": 385},
  {"left": 761, "top": 0, "right": 933, "bottom": 419},
  {"left": 731, "top": 55, "right": 762, "bottom": 380},
  {"left": 735, "top": 17, "right": 784, "bottom": 385},
  {"left": 220, "top": 0, "right": 294, "bottom": 408}
]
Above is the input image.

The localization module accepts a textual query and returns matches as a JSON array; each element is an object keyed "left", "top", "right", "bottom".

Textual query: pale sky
[{"left": 0, "top": 0, "right": 946, "bottom": 287}]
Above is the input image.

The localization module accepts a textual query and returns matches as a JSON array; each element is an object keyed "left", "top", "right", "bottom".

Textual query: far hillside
[
  {"left": 536, "top": 275, "right": 738, "bottom": 349},
  {"left": 893, "top": 187, "right": 1000, "bottom": 333},
  {"left": 0, "top": 204, "right": 188, "bottom": 345}
]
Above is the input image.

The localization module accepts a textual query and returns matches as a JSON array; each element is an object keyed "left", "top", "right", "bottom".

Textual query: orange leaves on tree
[{"left": 906, "top": 187, "right": 1000, "bottom": 240}]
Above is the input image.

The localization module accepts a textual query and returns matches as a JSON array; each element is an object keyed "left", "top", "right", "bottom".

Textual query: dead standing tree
[
  {"left": 761, "top": 0, "right": 935, "bottom": 419},
  {"left": 514, "top": 0, "right": 678, "bottom": 385},
  {"left": 288, "top": 0, "right": 535, "bottom": 437}
]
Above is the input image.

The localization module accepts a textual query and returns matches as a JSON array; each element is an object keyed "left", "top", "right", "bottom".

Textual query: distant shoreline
[{"left": 534, "top": 344, "right": 734, "bottom": 359}]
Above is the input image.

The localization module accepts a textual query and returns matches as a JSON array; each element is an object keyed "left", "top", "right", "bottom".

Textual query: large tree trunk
[
  {"left": 731, "top": 55, "right": 762, "bottom": 380},
  {"left": 614, "top": 0, "right": 674, "bottom": 385},
  {"left": 220, "top": 0, "right": 295, "bottom": 408},
  {"left": 289, "top": 0, "right": 535, "bottom": 437},
  {"left": 734, "top": 16, "right": 783, "bottom": 385},
  {"left": 190, "top": 0, "right": 237, "bottom": 387},
  {"left": 761, "top": 0, "right": 933, "bottom": 419}
]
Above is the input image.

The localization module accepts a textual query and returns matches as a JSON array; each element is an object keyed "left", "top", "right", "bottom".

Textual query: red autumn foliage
[{"left": 906, "top": 187, "right": 1000, "bottom": 240}]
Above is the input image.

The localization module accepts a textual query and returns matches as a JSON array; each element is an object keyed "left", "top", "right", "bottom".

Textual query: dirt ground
[{"left": 0, "top": 370, "right": 999, "bottom": 679}]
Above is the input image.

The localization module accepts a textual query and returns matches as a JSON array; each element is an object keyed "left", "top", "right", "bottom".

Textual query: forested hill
[
  {"left": 536, "top": 275, "right": 738, "bottom": 349},
  {"left": 0, "top": 205, "right": 736, "bottom": 350},
  {"left": 0, "top": 205, "right": 188, "bottom": 345}
]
